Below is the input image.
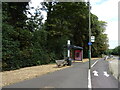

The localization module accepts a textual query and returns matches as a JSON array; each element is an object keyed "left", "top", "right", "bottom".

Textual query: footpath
[{"left": 108, "top": 57, "right": 120, "bottom": 81}]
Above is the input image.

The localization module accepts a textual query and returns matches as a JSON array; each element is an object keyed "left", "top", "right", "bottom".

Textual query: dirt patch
[{"left": 1, "top": 58, "right": 100, "bottom": 87}]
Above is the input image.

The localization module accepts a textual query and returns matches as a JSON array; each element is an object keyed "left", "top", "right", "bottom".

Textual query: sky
[
  {"left": 89, "top": 0, "right": 119, "bottom": 49},
  {"left": 29, "top": 0, "right": 119, "bottom": 49}
]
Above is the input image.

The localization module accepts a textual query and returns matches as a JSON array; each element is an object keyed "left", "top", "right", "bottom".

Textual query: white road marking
[
  {"left": 103, "top": 71, "right": 109, "bottom": 77},
  {"left": 88, "top": 60, "right": 99, "bottom": 89},
  {"left": 91, "top": 60, "right": 99, "bottom": 68},
  {"left": 88, "top": 69, "right": 92, "bottom": 89},
  {"left": 93, "top": 70, "right": 99, "bottom": 76}
]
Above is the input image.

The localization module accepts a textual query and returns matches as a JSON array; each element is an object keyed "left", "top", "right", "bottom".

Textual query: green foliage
[
  {"left": 31, "top": 30, "right": 51, "bottom": 65},
  {"left": 2, "top": 2, "right": 109, "bottom": 71},
  {"left": 2, "top": 2, "right": 28, "bottom": 28},
  {"left": 106, "top": 46, "right": 120, "bottom": 56},
  {"left": 2, "top": 2, "right": 51, "bottom": 71},
  {"left": 111, "top": 46, "right": 120, "bottom": 55},
  {"left": 26, "top": 8, "right": 43, "bottom": 32},
  {"left": 43, "top": 2, "right": 108, "bottom": 58},
  {"left": 105, "top": 49, "right": 113, "bottom": 55},
  {"left": 2, "top": 23, "right": 21, "bottom": 70}
]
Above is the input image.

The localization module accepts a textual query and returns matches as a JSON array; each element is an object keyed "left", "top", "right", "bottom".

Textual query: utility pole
[{"left": 88, "top": 0, "right": 91, "bottom": 69}]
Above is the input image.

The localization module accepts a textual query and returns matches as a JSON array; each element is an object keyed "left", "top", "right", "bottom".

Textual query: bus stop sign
[{"left": 88, "top": 42, "right": 92, "bottom": 46}]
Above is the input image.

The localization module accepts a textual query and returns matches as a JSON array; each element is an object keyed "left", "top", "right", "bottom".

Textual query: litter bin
[{"left": 67, "top": 58, "right": 72, "bottom": 66}]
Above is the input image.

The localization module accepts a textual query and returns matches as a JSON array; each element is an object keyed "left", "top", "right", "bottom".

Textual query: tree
[
  {"left": 2, "top": 1, "right": 109, "bottom": 71},
  {"left": 26, "top": 6, "right": 44, "bottom": 32},
  {"left": 3, "top": 2, "right": 29, "bottom": 28},
  {"left": 42, "top": 1, "right": 108, "bottom": 58},
  {"left": 2, "top": 2, "right": 53, "bottom": 71},
  {"left": 111, "top": 46, "right": 120, "bottom": 55}
]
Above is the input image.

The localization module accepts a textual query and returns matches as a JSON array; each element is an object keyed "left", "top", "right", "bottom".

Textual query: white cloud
[
  {"left": 105, "top": 21, "right": 118, "bottom": 40},
  {"left": 91, "top": 0, "right": 118, "bottom": 21},
  {"left": 90, "top": 0, "right": 119, "bottom": 49}
]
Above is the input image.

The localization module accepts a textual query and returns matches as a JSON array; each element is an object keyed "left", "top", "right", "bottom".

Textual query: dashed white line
[
  {"left": 88, "top": 60, "right": 99, "bottom": 89},
  {"left": 91, "top": 60, "right": 99, "bottom": 68},
  {"left": 88, "top": 69, "right": 92, "bottom": 89}
]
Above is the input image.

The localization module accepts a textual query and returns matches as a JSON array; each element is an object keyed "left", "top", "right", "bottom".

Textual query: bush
[{"left": 2, "top": 23, "right": 66, "bottom": 71}]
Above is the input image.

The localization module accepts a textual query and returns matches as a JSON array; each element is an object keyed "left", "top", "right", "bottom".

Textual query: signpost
[
  {"left": 67, "top": 40, "right": 70, "bottom": 58},
  {"left": 91, "top": 36, "right": 95, "bottom": 42},
  {"left": 67, "top": 40, "right": 72, "bottom": 66},
  {"left": 88, "top": 42, "right": 92, "bottom": 46},
  {"left": 88, "top": 0, "right": 95, "bottom": 70}
]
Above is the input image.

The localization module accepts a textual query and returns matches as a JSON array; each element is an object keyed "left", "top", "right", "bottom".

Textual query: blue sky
[
  {"left": 29, "top": 0, "right": 119, "bottom": 49},
  {"left": 95, "top": 0, "right": 109, "bottom": 5}
]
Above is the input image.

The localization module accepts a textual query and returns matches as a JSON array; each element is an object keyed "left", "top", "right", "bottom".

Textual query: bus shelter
[
  {"left": 64, "top": 45, "right": 83, "bottom": 61},
  {"left": 70, "top": 45, "right": 83, "bottom": 61}
]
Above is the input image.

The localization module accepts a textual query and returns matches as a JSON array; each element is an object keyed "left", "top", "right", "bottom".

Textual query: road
[
  {"left": 91, "top": 59, "right": 119, "bottom": 88},
  {"left": 2, "top": 58, "right": 119, "bottom": 89}
]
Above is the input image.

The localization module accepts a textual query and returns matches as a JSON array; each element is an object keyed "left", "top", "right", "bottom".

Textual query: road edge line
[
  {"left": 88, "top": 69, "right": 92, "bottom": 89},
  {"left": 91, "top": 60, "right": 99, "bottom": 68}
]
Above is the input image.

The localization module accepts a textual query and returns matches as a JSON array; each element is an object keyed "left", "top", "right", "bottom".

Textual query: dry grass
[
  {"left": 1, "top": 57, "right": 100, "bottom": 87},
  {"left": 1, "top": 64, "right": 70, "bottom": 87}
]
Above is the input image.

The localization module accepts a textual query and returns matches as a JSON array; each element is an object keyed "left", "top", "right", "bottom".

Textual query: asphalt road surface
[
  {"left": 2, "top": 58, "right": 119, "bottom": 89},
  {"left": 91, "top": 58, "right": 119, "bottom": 88}
]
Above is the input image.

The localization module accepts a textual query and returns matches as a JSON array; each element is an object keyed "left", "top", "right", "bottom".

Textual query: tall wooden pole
[{"left": 88, "top": 0, "right": 91, "bottom": 69}]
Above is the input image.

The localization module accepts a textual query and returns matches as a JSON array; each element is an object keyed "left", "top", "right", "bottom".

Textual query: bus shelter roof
[
  {"left": 70, "top": 45, "right": 83, "bottom": 50},
  {"left": 63, "top": 45, "right": 83, "bottom": 50}
]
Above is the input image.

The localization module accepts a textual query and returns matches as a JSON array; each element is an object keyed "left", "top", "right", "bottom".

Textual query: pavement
[
  {"left": 2, "top": 58, "right": 119, "bottom": 89},
  {"left": 108, "top": 57, "right": 120, "bottom": 81}
]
